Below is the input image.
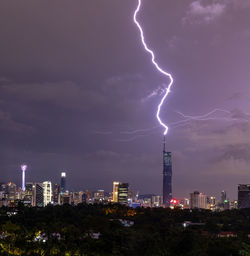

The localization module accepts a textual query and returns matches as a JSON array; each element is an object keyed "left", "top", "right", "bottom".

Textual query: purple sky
[{"left": 1, "top": 0, "right": 250, "bottom": 200}]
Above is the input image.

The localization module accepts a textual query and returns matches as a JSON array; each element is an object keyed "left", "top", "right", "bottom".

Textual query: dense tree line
[{"left": 1, "top": 204, "right": 250, "bottom": 255}]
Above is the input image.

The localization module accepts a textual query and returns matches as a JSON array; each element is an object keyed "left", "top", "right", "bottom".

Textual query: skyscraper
[
  {"left": 112, "top": 181, "right": 120, "bottom": 203},
  {"left": 238, "top": 184, "right": 250, "bottom": 209},
  {"left": 43, "top": 181, "right": 52, "bottom": 206},
  {"left": 25, "top": 183, "right": 43, "bottom": 207},
  {"left": 53, "top": 184, "right": 60, "bottom": 205},
  {"left": 118, "top": 183, "right": 129, "bottom": 204},
  {"left": 190, "top": 191, "right": 207, "bottom": 209},
  {"left": 35, "top": 183, "right": 43, "bottom": 207},
  {"left": 221, "top": 190, "right": 227, "bottom": 204},
  {"left": 60, "top": 172, "right": 66, "bottom": 195},
  {"left": 163, "top": 136, "right": 172, "bottom": 207},
  {"left": 7, "top": 182, "right": 17, "bottom": 201}
]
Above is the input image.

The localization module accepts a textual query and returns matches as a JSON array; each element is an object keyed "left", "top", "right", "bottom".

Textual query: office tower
[
  {"left": 221, "top": 190, "right": 227, "bottom": 204},
  {"left": 73, "top": 191, "right": 83, "bottom": 205},
  {"left": 34, "top": 183, "right": 43, "bottom": 207},
  {"left": 190, "top": 191, "right": 207, "bottom": 209},
  {"left": 7, "top": 182, "right": 17, "bottom": 201},
  {"left": 25, "top": 183, "right": 43, "bottom": 207},
  {"left": 60, "top": 172, "right": 66, "bottom": 194},
  {"left": 43, "top": 181, "right": 52, "bottom": 206},
  {"left": 20, "top": 164, "right": 27, "bottom": 191},
  {"left": 24, "top": 183, "right": 33, "bottom": 206},
  {"left": 53, "top": 184, "right": 60, "bottom": 205},
  {"left": 238, "top": 184, "right": 250, "bottom": 209},
  {"left": 118, "top": 183, "right": 129, "bottom": 204},
  {"left": 113, "top": 181, "right": 120, "bottom": 202},
  {"left": 163, "top": 136, "right": 172, "bottom": 207}
]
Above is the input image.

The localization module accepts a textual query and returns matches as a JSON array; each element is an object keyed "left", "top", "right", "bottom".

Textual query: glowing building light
[{"left": 21, "top": 164, "right": 27, "bottom": 191}]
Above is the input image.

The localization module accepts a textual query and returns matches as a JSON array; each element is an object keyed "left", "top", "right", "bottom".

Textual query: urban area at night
[{"left": 1, "top": 0, "right": 250, "bottom": 255}]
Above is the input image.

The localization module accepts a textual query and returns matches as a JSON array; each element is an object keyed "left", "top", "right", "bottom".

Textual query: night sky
[{"left": 1, "top": 0, "right": 250, "bottom": 200}]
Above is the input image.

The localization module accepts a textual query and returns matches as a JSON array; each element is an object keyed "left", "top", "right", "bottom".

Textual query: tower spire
[{"left": 163, "top": 135, "right": 166, "bottom": 152}]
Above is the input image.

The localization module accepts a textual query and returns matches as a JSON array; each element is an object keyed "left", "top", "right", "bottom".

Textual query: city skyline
[{"left": 1, "top": 1, "right": 250, "bottom": 200}]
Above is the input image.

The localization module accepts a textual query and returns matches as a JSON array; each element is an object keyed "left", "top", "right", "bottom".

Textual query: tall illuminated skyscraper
[
  {"left": 60, "top": 172, "right": 66, "bottom": 194},
  {"left": 163, "top": 136, "right": 172, "bottom": 207},
  {"left": 118, "top": 183, "right": 129, "bottom": 204},
  {"left": 25, "top": 183, "right": 43, "bottom": 207},
  {"left": 43, "top": 181, "right": 52, "bottom": 206},
  {"left": 113, "top": 181, "right": 120, "bottom": 202}
]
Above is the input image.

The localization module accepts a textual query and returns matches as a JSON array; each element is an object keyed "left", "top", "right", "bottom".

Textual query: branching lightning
[
  {"left": 92, "top": 108, "right": 249, "bottom": 142},
  {"left": 133, "top": 0, "right": 173, "bottom": 136}
]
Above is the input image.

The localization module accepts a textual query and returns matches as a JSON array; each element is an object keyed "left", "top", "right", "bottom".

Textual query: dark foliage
[{"left": 0, "top": 204, "right": 250, "bottom": 255}]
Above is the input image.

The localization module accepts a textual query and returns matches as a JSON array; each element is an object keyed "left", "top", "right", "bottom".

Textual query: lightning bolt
[{"left": 133, "top": 0, "right": 173, "bottom": 136}]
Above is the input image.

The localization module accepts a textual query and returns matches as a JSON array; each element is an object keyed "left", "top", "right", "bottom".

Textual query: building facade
[
  {"left": 163, "top": 137, "right": 172, "bottom": 207},
  {"left": 238, "top": 184, "right": 250, "bottom": 209},
  {"left": 60, "top": 172, "right": 66, "bottom": 195},
  {"left": 7, "top": 182, "right": 17, "bottom": 201},
  {"left": 190, "top": 191, "right": 207, "bottom": 209},
  {"left": 118, "top": 183, "right": 129, "bottom": 204},
  {"left": 53, "top": 184, "right": 60, "bottom": 205},
  {"left": 43, "top": 181, "right": 52, "bottom": 206},
  {"left": 112, "top": 181, "right": 120, "bottom": 203}
]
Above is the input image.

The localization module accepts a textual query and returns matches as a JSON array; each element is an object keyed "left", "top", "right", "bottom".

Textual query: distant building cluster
[
  {"left": 0, "top": 159, "right": 249, "bottom": 210},
  {"left": 0, "top": 171, "right": 132, "bottom": 208}
]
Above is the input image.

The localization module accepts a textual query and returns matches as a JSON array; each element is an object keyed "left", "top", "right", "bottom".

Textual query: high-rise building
[
  {"left": 7, "top": 182, "right": 17, "bottom": 201},
  {"left": 24, "top": 183, "right": 33, "bottom": 206},
  {"left": 163, "top": 137, "right": 172, "bottom": 207},
  {"left": 238, "top": 184, "right": 250, "bottom": 209},
  {"left": 25, "top": 183, "right": 43, "bottom": 207},
  {"left": 113, "top": 181, "right": 120, "bottom": 203},
  {"left": 53, "top": 184, "right": 60, "bottom": 205},
  {"left": 73, "top": 191, "right": 83, "bottom": 205},
  {"left": 34, "top": 183, "right": 43, "bottom": 207},
  {"left": 221, "top": 190, "right": 227, "bottom": 204},
  {"left": 118, "top": 183, "right": 129, "bottom": 204},
  {"left": 190, "top": 191, "right": 207, "bottom": 209},
  {"left": 43, "top": 181, "right": 52, "bottom": 206},
  {"left": 60, "top": 172, "right": 66, "bottom": 194}
]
